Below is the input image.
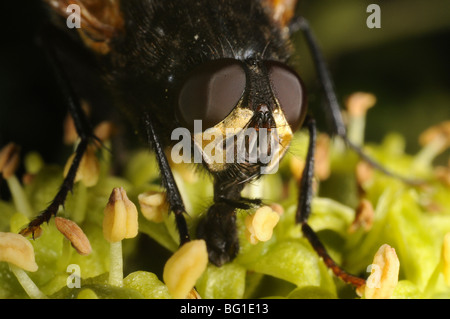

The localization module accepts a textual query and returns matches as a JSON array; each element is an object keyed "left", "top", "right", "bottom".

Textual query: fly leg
[
  {"left": 289, "top": 16, "right": 422, "bottom": 185},
  {"left": 289, "top": 16, "right": 347, "bottom": 138},
  {"left": 143, "top": 113, "right": 190, "bottom": 246},
  {"left": 20, "top": 32, "right": 94, "bottom": 238},
  {"left": 296, "top": 115, "right": 366, "bottom": 288}
]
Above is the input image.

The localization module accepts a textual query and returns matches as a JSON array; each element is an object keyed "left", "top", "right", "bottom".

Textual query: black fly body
[{"left": 19, "top": 0, "right": 412, "bottom": 290}]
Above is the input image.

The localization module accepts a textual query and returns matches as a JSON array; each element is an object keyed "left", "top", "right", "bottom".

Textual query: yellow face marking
[
  {"left": 193, "top": 107, "right": 253, "bottom": 172},
  {"left": 263, "top": 107, "right": 293, "bottom": 174},
  {"left": 193, "top": 106, "right": 293, "bottom": 174}
]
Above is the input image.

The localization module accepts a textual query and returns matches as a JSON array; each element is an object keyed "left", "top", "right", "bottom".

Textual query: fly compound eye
[
  {"left": 177, "top": 59, "right": 246, "bottom": 131},
  {"left": 266, "top": 61, "right": 307, "bottom": 132}
]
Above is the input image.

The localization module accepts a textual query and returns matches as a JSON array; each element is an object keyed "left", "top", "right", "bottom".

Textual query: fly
[{"left": 20, "top": 0, "right": 411, "bottom": 290}]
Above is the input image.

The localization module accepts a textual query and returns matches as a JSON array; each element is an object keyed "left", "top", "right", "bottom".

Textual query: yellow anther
[
  {"left": 64, "top": 144, "right": 100, "bottom": 187},
  {"left": 103, "top": 187, "right": 139, "bottom": 243},
  {"left": 93, "top": 121, "right": 117, "bottom": 143},
  {"left": 348, "top": 199, "right": 374, "bottom": 233},
  {"left": 345, "top": 92, "right": 376, "bottom": 117},
  {"left": 0, "top": 142, "right": 20, "bottom": 179},
  {"left": 0, "top": 232, "right": 38, "bottom": 272},
  {"left": 245, "top": 206, "right": 280, "bottom": 244},
  {"left": 138, "top": 191, "right": 169, "bottom": 223},
  {"left": 441, "top": 233, "right": 450, "bottom": 286},
  {"left": 163, "top": 240, "right": 208, "bottom": 299},
  {"left": 363, "top": 244, "right": 400, "bottom": 299},
  {"left": 419, "top": 121, "right": 450, "bottom": 153}
]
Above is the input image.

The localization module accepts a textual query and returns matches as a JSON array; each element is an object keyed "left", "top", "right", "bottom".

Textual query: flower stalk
[
  {"left": 9, "top": 264, "right": 47, "bottom": 299},
  {"left": 103, "top": 187, "right": 139, "bottom": 287},
  {"left": 345, "top": 92, "right": 376, "bottom": 146},
  {"left": 109, "top": 241, "right": 124, "bottom": 287},
  {"left": 414, "top": 121, "right": 450, "bottom": 168}
]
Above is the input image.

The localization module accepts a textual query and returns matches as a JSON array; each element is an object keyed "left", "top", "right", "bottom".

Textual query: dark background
[
  {"left": 296, "top": 0, "right": 450, "bottom": 162},
  {"left": 0, "top": 0, "right": 449, "bottom": 167}
]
